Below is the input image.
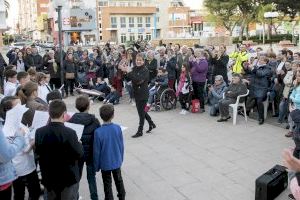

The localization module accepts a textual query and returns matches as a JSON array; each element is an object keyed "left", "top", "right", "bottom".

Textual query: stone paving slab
[{"left": 61, "top": 96, "right": 294, "bottom": 200}]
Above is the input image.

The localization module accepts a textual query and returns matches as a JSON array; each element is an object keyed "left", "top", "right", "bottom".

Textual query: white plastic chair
[{"left": 223, "top": 90, "right": 249, "bottom": 125}]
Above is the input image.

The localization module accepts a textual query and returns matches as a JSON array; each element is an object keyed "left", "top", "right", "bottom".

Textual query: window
[
  {"left": 99, "top": 1, "right": 108, "bottom": 7},
  {"left": 129, "top": 17, "right": 134, "bottom": 28},
  {"left": 137, "top": 17, "right": 143, "bottom": 28},
  {"left": 146, "top": 33, "right": 151, "bottom": 41},
  {"left": 120, "top": 17, "right": 126, "bottom": 28},
  {"left": 137, "top": 2, "right": 142, "bottom": 7},
  {"left": 121, "top": 34, "right": 126, "bottom": 43},
  {"left": 111, "top": 17, "right": 117, "bottom": 28},
  {"left": 156, "top": 17, "right": 160, "bottom": 23},
  {"left": 138, "top": 34, "right": 143, "bottom": 41},
  {"left": 40, "top": 4, "right": 48, "bottom": 8},
  {"left": 145, "top": 17, "right": 151, "bottom": 27},
  {"left": 129, "top": 33, "right": 135, "bottom": 41}
]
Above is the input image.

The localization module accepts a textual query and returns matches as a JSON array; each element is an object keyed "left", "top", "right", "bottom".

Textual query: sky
[{"left": 184, "top": 0, "right": 203, "bottom": 9}]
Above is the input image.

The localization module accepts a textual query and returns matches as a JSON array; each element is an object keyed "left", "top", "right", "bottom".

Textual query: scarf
[{"left": 176, "top": 72, "right": 187, "bottom": 97}]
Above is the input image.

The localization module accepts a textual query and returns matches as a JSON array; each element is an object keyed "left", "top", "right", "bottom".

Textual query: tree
[
  {"left": 262, "top": 0, "right": 300, "bottom": 19},
  {"left": 4, "top": 0, "right": 9, "bottom": 18},
  {"left": 204, "top": 0, "right": 240, "bottom": 36}
]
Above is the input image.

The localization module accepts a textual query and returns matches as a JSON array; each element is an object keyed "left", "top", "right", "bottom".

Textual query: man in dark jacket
[
  {"left": 24, "top": 46, "right": 43, "bottom": 71},
  {"left": 211, "top": 45, "right": 229, "bottom": 85},
  {"left": 68, "top": 96, "right": 100, "bottom": 200},
  {"left": 166, "top": 49, "right": 177, "bottom": 90},
  {"left": 6, "top": 48, "right": 19, "bottom": 64},
  {"left": 174, "top": 44, "right": 183, "bottom": 84},
  {"left": 120, "top": 53, "right": 156, "bottom": 138},
  {"left": 245, "top": 55, "right": 272, "bottom": 125},
  {"left": 35, "top": 100, "right": 83, "bottom": 199},
  {"left": 44, "top": 50, "right": 62, "bottom": 89},
  {"left": 217, "top": 73, "right": 247, "bottom": 122},
  {"left": 145, "top": 50, "right": 158, "bottom": 83}
]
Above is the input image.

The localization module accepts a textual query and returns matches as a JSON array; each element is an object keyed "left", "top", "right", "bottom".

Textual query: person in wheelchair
[{"left": 145, "top": 68, "right": 168, "bottom": 112}]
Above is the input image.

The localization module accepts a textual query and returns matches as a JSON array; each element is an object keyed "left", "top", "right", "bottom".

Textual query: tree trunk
[
  {"left": 267, "top": 23, "right": 271, "bottom": 40},
  {"left": 262, "top": 21, "right": 265, "bottom": 44},
  {"left": 246, "top": 23, "right": 250, "bottom": 40}
]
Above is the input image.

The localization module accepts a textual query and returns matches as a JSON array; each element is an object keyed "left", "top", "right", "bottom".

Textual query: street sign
[{"left": 63, "top": 18, "right": 70, "bottom": 25}]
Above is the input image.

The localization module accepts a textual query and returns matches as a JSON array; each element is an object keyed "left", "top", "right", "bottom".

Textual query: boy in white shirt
[
  {"left": 36, "top": 72, "right": 51, "bottom": 103},
  {"left": 4, "top": 69, "right": 18, "bottom": 96}
]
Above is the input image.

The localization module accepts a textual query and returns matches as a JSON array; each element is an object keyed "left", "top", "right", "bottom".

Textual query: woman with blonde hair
[{"left": 189, "top": 48, "right": 209, "bottom": 113}]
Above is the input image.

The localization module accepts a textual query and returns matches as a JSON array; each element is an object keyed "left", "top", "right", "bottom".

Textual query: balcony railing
[{"left": 99, "top": 1, "right": 154, "bottom": 7}]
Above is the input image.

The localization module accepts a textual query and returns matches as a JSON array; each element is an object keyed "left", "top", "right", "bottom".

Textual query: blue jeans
[
  {"left": 209, "top": 103, "right": 219, "bottom": 116},
  {"left": 125, "top": 82, "right": 133, "bottom": 99},
  {"left": 148, "top": 88, "right": 157, "bottom": 104},
  {"left": 106, "top": 92, "right": 120, "bottom": 104},
  {"left": 278, "top": 99, "right": 288, "bottom": 123}
]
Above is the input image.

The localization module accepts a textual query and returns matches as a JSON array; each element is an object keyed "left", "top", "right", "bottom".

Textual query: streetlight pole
[
  {"left": 56, "top": 5, "right": 64, "bottom": 97},
  {"left": 264, "top": 12, "right": 279, "bottom": 48}
]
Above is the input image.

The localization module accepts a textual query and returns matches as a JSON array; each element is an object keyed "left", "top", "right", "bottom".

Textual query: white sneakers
[{"left": 179, "top": 109, "right": 188, "bottom": 115}]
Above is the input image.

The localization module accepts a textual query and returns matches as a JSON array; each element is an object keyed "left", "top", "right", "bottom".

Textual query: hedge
[{"left": 232, "top": 34, "right": 299, "bottom": 44}]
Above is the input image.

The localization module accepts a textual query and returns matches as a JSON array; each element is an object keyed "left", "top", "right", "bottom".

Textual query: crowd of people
[{"left": 1, "top": 39, "right": 300, "bottom": 198}]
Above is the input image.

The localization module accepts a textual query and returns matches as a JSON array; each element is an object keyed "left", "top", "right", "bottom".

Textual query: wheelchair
[{"left": 153, "top": 86, "right": 177, "bottom": 111}]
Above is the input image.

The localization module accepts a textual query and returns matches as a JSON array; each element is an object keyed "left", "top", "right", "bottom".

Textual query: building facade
[
  {"left": 0, "top": 0, "right": 7, "bottom": 46},
  {"left": 18, "top": 0, "right": 49, "bottom": 41},
  {"left": 48, "top": 0, "right": 98, "bottom": 46},
  {"left": 98, "top": 0, "right": 157, "bottom": 44}
]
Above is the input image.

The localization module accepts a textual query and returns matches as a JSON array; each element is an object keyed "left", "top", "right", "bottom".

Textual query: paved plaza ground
[{"left": 65, "top": 96, "right": 293, "bottom": 200}]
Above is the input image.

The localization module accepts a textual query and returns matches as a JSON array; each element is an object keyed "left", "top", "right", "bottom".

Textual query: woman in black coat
[
  {"left": 64, "top": 53, "right": 77, "bottom": 97},
  {"left": 119, "top": 53, "right": 156, "bottom": 138},
  {"left": 211, "top": 45, "right": 229, "bottom": 85}
]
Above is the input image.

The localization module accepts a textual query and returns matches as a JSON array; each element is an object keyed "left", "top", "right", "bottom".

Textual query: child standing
[
  {"left": 94, "top": 104, "right": 125, "bottom": 200},
  {"left": 36, "top": 72, "right": 51, "bottom": 103},
  {"left": 176, "top": 64, "right": 191, "bottom": 115},
  {"left": 4, "top": 69, "right": 18, "bottom": 96},
  {"left": 68, "top": 96, "right": 100, "bottom": 200}
]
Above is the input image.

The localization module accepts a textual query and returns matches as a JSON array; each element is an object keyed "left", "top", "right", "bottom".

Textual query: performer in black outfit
[{"left": 119, "top": 53, "right": 156, "bottom": 138}]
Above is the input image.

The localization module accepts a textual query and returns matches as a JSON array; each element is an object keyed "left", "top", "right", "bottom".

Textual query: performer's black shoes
[
  {"left": 146, "top": 123, "right": 156, "bottom": 133},
  {"left": 132, "top": 131, "right": 143, "bottom": 138}
]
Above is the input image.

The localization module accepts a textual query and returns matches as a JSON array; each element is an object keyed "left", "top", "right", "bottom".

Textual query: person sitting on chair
[
  {"left": 89, "top": 77, "right": 111, "bottom": 97},
  {"left": 144, "top": 67, "right": 168, "bottom": 112},
  {"left": 217, "top": 73, "right": 247, "bottom": 122},
  {"left": 103, "top": 86, "right": 120, "bottom": 105},
  {"left": 208, "top": 75, "right": 227, "bottom": 116}
]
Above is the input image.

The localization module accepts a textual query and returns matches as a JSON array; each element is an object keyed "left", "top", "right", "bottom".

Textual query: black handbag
[{"left": 255, "top": 165, "right": 288, "bottom": 200}]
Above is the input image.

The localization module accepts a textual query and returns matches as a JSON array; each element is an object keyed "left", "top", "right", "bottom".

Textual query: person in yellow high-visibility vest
[{"left": 229, "top": 44, "right": 249, "bottom": 74}]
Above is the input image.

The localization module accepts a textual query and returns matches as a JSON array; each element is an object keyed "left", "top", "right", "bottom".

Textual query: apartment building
[
  {"left": 0, "top": 0, "right": 7, "bottom": 46},
  {"left": 48, "top": 0, "right": 98, "bottom": 46},
  {"left": 98, "top": 0, "right": 157, "bottom": 43},
  {"left": 167, "top": 0, "right": 190, "bottom": 38},
  {"left": 18, "top": 0, "right": 49, "bottom": 41}
]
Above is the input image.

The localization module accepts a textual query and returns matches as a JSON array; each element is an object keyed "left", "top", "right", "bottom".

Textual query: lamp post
[
  {"left": 264, "top": 12, "right": 279, "bottom": 48},
  {"left": 53, "top": 0, "right": 64, "bottom": 97}
]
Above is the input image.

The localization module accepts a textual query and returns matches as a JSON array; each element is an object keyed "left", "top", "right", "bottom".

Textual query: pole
[
  {"left": 299, "top": 25, "right": 300, "bottom": 47},
  {"left": 57, "top": 5, "right": 64, "bottom": 97},
  {"left": 270, "top": 18, "right": 273, "bottom": 48}
]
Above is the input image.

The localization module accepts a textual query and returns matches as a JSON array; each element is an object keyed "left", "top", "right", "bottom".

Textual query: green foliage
[
  {"left": 232, "top": 34, "right": 298, "bottom": 44},
  {"left": 262, "top": 0, "right": 300, "bottom": 19}
]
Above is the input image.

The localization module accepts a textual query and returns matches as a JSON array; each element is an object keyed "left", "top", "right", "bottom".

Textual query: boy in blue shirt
[{"left": 93, "top": 104, "right": 125, "bottom": 200}]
